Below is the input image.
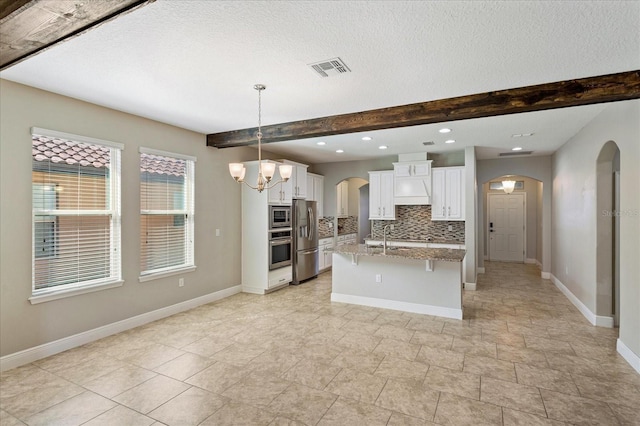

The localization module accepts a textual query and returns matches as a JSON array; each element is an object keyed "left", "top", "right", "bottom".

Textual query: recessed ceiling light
[
  {"left": 317, "top": 141, "right": 326, "bottom": 146},
  {"left": 362, "top": 136, "right": 372, "bottom": 141},
  {"left": 445, "top": 139, "right": 456, "bottom": 144},
  {"left": 512, "top": 133, "right": 534, "bottom": 138},
  {"left": 378, "top": 145, "right": 388, "bottom": 150},
  {"left": 336, "top": 149, "right": 344, "bottom": 153},
  {"left": 439, "top": 128, "right": 451, "bottom": 133},
  {"left": 512, "top": 147, "right": 523, "bottom": 151}
]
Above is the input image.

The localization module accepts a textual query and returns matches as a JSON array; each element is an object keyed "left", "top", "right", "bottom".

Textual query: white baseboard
[
  {"left": 477, "top": 267, "right": 485, "bottom": 274},
  {"left": 595, "top": 316, "right": 615, "bottom": 328},
  {"left": 464, "top": 282, "right": 477, "bottom": 291},
  {"left": 541, "top": 271, "right": 551, "bottom": 279},
  {"left": 551, "top": 274, "right": 596, "bottom": 325},
  {"left": 550, "top": 274, "right": 614, "bottom": 328},
  {"left": 0, "top": 285, "right": 241, "bottom": 372},
  {"left": 617, "top": 339, "right": 640, "bottom": 374},
  {"left": 331, "top": 292, "right": 463, "bottom": 320},
  {"left": 536, "top": 260, "right": 543, "bottom": 269},
  {"left": 525, "top": 258, "right": 537, "bottom": 264}
]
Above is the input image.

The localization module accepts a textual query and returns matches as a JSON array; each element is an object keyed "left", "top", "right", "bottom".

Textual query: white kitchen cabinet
[
  {"left": 336, "top": 180, "right": 349, "bottom": 217},
  {"left": 280, "top": 160, "right": 308, "bottom": 199},
  {"left": 336, "top": 233, "right": 356, "bottom": 246},
  {"left": 306, "top": 173, "right": 324, "bottom": 217},
  {"left": 240, "top": 160, "right": 292, "bottom": 294},
  {"left": 431, "top": 166, "right": 465, "bottom": 221},
  {"left": 267, "top": 162, "right": 292, "bottom": 205},
  {"left": 393, "top": 160, "right": 432, "bottom": 205},
  {"left": 368, "top": 171, "right": 395, "bottom": 220},
  {"left": 319, "top": 237, "right": 334, "bottom": 271}
]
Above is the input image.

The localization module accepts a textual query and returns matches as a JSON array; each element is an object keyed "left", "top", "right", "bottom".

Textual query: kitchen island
[{"left": 331, "top": 244, "right": 466, "bottom": 319}]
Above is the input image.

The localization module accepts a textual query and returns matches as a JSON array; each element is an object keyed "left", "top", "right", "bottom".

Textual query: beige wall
[
  {"left": 551, "top": 99, "right": 640, "bottom": 359},
  {"left": 0, "top": 80, "right": 255, "bottom": 357}
]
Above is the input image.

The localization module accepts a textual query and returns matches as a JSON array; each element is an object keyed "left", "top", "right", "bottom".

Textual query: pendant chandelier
[
  {"left": 228, "top": 84, "right": 292, "bottom": 192},
  {"left": 502, "top": 179, "right": 516, "bottom": 194}
]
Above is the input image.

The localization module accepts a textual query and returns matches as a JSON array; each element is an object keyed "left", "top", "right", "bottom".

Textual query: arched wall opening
[
  {"left": 482, "top": 175, "right": 543, "bottom": 266},
  {"left": 476, "top": 156, "right": 552, "bottom": 276},
  {"left": 335, "top": 177, "right": 368, "bottom": 242},
  {"left": 596, "top": 141, "right": 621, "bottom": 327}
]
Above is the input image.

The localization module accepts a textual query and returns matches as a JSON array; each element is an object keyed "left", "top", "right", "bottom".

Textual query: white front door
[{"left": 488, "top": 193, "right": 525, "bottom": 262}]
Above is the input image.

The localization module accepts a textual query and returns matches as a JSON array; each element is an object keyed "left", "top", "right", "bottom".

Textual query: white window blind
[
  {"left": 140, "top": 148, "right": 195, "bottom": 277},
  {"left": 31, "top": 129, "right": 122, "bottom": 295}
]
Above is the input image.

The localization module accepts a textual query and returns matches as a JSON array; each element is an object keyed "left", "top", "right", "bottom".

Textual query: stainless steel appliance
[
  {"left": 292, "top": 199, "right": 319, "bottom": 284},
  {"left": 269, "top": 205, "right": 291, "bottom": 228},
  {"left": 268, "top": 228, "right": 292, "bottom": 270}
]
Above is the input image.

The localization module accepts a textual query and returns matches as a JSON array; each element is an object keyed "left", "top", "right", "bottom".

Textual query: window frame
[
  {"left": 138, "top": 147, "right": 196, "bottom": 281},
  {"left": 30, "top": 128, "right": 123, "bottom": 304},
  {"left": 32, "top": 183, "right": 58, "bottom": 260}
]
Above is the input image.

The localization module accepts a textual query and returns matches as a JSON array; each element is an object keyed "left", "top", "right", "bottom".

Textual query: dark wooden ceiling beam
[
  {"left": 207, "top": 70, "right": 640, "bottom": 148},
  {"left": 0, "top": 0, "right": 155, "bottom": 71}
]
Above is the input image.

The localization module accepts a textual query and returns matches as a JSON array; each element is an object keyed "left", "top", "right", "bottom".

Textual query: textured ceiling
[{"left": 1, "top": 1, "right": 638, "bottom": 162}]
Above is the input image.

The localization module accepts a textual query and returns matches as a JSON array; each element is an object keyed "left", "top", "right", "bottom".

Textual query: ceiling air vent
[
  {"left": 308, "top": 57, "right": 351, "bottom": 78},
  {"left": 499, "top": 151, "right": 534, "bottom": 156},
  {"left": 423, "top": 141, "right": 435, "bottom": 146}
]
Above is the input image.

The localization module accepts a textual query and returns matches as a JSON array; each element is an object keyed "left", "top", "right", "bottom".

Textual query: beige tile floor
[{"left": 2, "top": 262, "right": 639, "bottom": 425}]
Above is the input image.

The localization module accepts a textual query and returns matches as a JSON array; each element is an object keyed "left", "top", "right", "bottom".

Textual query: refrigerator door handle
[
  {"left": 308, "top": 207, "right": 314, "bottom": 241},
  {"left": 301, "top": 249, "right": 319, "bottom": 255}
]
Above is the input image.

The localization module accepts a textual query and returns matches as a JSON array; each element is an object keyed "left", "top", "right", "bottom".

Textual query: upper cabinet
[
  {"left": 280, "top": 160, "right": 307, "bottom": 199},
  {"left": 267, "top": 162, "right": 293, "bottom": 205},
  {"left": 431, "top": 166, "right": 465, "bottom": 221},
  {"left": 336, "top": 180, "right": 349, "bottom": 217},
  {"left": 369, "top": 171, "right": 395, "bottom": 220},
  {"left": 393, "top": 160, "right": 432, "bottom": 205},
  {"left": 306, "top": 172, "right": 324, "bottom": 217}
]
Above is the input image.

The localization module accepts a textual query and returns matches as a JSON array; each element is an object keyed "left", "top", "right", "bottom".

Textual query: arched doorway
[
  {"left": 596, "top": 141, "right": 621, "bottom": 327},
  {"left": 482, "top": 175, "right": 544, "bottom": 266}
]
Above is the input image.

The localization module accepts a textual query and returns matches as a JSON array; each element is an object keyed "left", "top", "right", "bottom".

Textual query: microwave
[{"left": 269, "top": 205, "right": 291, "bottom": 229}]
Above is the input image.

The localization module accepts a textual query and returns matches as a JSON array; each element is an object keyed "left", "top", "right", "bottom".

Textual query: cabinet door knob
[
  {"left": 448, "top": 206, "right": 451, "bottom": 215},
  {"left": 442, "top": 207, "right": 445, "bottom": 216}
]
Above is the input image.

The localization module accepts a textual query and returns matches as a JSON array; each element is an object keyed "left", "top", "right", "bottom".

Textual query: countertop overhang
[
  {"left": 364, "top": 238, "right": 465, "bottom": 246},
  {"left": 332, "top": 243, "right": 465, "bottom": 262}
]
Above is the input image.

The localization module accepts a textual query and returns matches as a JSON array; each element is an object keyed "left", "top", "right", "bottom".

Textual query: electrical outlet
[
  {"left": 375, "top": 274, "right": 382, "bottom": 283},
  {"left": 179, "top": 278, "right": 184, "bottom": 287},
  {"left": 215, "top": 229, "right": 221, "bottom": 237},
  {"left": 448, "top": 225, "right": 453, "bottom": 231},
  {"left": 390, "top": 224, "right": 394, "bottom": 231}
]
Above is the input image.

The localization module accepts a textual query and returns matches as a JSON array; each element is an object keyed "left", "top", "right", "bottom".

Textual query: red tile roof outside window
[{"left": 32, "top": 136, "right": 186, "bottom": 176}]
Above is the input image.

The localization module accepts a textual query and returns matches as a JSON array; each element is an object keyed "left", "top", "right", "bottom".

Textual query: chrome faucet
[{"left": 382, "top": 224, "right": 394, "bottom": 255}]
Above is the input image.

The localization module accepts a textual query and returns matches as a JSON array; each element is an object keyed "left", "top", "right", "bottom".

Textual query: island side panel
[{"left": 331, "top": 253, "right": 463, "bottom": 319}]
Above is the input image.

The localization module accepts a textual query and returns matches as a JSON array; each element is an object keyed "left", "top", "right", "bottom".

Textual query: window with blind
[
  {"left": 31, "top": 128, "right": 122, "bottom": 298},
  {"left": 139, "top": 148, "right": 195, "bottom": 278}
]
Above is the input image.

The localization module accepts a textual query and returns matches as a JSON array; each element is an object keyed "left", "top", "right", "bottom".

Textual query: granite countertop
[
  {"left": 319, "top": 233, "right": 334, "bottom": 239},
  {"left": 332, "top": 243, "right": 466, "bottom": 262},
  {"left": 364, "top": 238, "right": 465, "bottom": 245}
]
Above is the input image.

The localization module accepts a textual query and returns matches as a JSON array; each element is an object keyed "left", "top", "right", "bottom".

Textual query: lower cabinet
[
  {"left": 337, "top": 233, "right": 357, "bottom": 246},
  {"left": 319, "top": 237, "right": 334, "bottom": 271}
]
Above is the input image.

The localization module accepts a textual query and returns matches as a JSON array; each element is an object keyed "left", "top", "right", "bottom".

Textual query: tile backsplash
[
  {"left": 318, "top": 216, "right": 334, "bottom": 238},
  {"left": 337, "top": 216, "right": 358, "bottom": 235},
  {"left": 371, "top": 205, "right": 465, "bottom": 242}
]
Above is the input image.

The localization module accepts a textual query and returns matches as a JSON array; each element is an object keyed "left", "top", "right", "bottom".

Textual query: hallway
[{"left": 1, "top": 262, "right": 639, "bottom": 425}]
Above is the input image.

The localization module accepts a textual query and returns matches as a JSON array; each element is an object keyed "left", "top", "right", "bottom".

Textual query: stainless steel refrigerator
[{"left": 292, "top": 199, "right": 319, "bottom": 284}]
